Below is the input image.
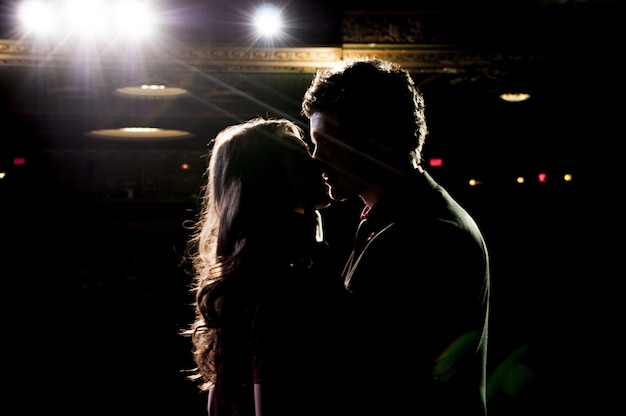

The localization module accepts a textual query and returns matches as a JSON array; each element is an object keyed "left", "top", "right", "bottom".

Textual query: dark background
[{"left": 1, "top": 1, "right": 620, "bottom": 414}]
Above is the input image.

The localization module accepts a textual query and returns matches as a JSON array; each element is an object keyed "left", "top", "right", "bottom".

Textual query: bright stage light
[
  {"left": 17, "top": 0, "right": 158, "bottom": 40},
  {"left": 112, "top": 1, "right": 156, "bottom": 39},
  {"left": 253, "top": 4, "right": 283, "bottom": 38},
  {"left": 18, "top": 0, "right": 58, "bottom": 35}
]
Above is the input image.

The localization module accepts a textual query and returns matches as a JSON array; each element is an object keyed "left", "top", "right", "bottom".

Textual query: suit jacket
[{"left": 338, "top": 169, "right": 490, "bottom": 416}]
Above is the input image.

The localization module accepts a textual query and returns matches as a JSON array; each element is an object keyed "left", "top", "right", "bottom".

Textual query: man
[{"left": 302, "top": 58, "right": 490, "bottom": 415}]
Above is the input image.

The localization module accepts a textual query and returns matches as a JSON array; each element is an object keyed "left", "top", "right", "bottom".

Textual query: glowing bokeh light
[
  {"left": 253, "top": 4, "right": 283, "bottom": 38},
  {"left": 429, "top": 158, "right": 443, "bottom": 167},
  {"left": 17, "top": 0, "right": 158, "bottom": 40},
  {"left": 18, "top": 0, "right": 58, "bottom": 35}
]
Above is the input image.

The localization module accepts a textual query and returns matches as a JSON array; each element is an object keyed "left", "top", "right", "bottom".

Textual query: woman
[{"left": 183, "top": 117, "right": 341, "bottom": 416}]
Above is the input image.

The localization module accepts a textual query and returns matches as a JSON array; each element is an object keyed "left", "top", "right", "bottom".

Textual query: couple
[{"left": 184, "top": 58, "right": 491, "bottom": 416}]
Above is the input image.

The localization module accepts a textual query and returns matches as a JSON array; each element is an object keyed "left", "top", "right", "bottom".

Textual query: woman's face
[{"left": 283, "top": 135, "right": 331, "bottom": 213}]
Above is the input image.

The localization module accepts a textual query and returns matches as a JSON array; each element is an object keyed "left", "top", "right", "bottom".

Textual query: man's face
[{"left": 309, "top": 112, "right": 364, "bottom": 202}]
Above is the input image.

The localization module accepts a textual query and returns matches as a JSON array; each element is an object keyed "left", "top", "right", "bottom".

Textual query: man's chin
[
  {"left": 328, "top": 186, "right": 350, "bottom": 202},
  {"left": 315, "top": 197, "right": 332, "bottom": 209}
]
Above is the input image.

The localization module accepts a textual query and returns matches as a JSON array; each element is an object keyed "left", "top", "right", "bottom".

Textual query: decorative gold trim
[{"left": 0, "top": 39, "right": 539, "bottom": 74}]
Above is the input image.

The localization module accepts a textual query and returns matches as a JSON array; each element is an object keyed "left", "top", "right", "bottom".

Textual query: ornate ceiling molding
[
  {"left": 0, "top": 38, "right": 541, "bottom": 75},
  {"left": 0, "top": 11, "right": 543, "bottom": 74}
]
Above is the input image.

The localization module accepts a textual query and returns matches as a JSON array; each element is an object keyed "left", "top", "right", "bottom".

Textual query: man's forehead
[{"left": 310, "top": 112, "right": 340, "bottom": 132}]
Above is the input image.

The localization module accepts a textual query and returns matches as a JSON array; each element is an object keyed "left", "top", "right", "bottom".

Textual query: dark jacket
[{"left": 338, "top": 169, "right": 490, "bottom": 416}]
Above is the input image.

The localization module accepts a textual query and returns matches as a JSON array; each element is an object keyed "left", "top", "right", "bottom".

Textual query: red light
[
  {"left": 538, "top": 173, "right": 547, "bottom": 183},
  {"left": 14, "top": 157, "right": 26, "bottom": 165},
  {"left": 429, "top": 158, "right": 442, "bottom": 167}
]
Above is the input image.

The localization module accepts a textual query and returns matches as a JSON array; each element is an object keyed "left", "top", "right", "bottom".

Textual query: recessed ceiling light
[
  {"left": 499, "top": 92, "right": 531, "bottom": 102},
  {"left": 86, "top": 127, "right": 193, "bottom": 141},
  {"left": 115, "top": 84, "right": 188, "bottom": 98}
]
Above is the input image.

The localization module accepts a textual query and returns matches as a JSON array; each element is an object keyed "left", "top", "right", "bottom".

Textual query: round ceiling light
[
  {"left": 499, "top": 92, "right": 531, "bottom": 103},
  {"left": 115, "top": 84, "right": 188, "bottom": 98},
  {"left": 86, "top": 127, "right": 194, "bottom": 141}
]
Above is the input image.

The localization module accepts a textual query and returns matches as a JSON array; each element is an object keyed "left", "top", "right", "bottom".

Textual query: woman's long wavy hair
[{"left": 182, "top": 117, "right": 314, "bottom": 391}]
